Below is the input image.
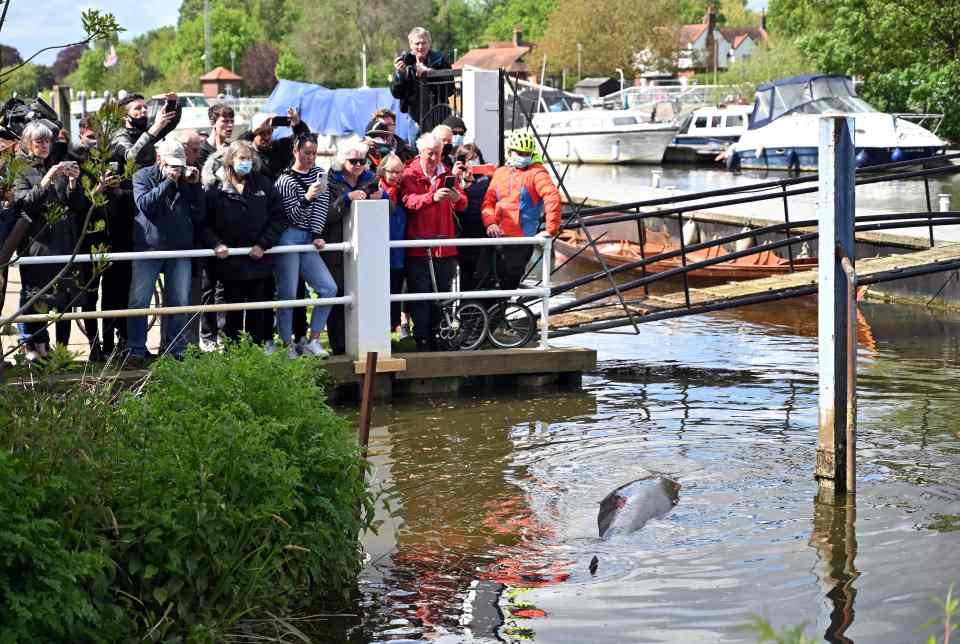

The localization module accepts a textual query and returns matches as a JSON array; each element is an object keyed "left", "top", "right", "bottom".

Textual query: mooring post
[{"left": 816, "top": 115, "right": 857, "bottom": 496}]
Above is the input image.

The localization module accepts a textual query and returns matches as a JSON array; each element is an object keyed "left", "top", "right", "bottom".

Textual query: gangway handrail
[
  {"left": 551, "top": 211, "right": 960, "bottom": 302},
  {"left": 566, "top": 158, "right": 960, "bottom": 226},
  {"left": 550, "top": 214, "right": 960, "bottom": 316},
  {"left": 10, "top": 243, "right": 351, "bottom": 266}
]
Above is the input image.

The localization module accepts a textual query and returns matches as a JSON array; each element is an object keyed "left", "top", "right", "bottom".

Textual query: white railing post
[
  {"left": 540, "top": 236, "right": 552, "bottom": 350},
  {"left": 344, "top": 200, "right": 391, "bottom": 360}
]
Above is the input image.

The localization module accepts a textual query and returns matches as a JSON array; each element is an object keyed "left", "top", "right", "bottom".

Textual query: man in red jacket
[{"left": 401, "top": 132, "right": 467, "bottom": 351}]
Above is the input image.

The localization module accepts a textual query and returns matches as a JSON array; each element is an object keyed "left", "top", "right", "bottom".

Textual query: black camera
[
  {"left": 403, "top": 52, "right": 417, "bottom": 68},
  {"left": 0, "top": 96, "right": 63, "bottom": 142}
]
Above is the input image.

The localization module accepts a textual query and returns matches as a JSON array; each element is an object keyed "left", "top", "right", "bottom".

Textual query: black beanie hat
[{"left": 441, "top": 115, "right": 466, "bottom": 132}]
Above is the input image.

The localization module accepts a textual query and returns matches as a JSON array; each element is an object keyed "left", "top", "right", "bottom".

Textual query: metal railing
[{"left": 389, "top": 236, "right": 553, "bottom": 350}]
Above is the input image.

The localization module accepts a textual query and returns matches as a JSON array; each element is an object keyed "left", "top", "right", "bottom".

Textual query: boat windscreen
[{"left": 749, "top": 76, "right": 874, "bottom": 128}]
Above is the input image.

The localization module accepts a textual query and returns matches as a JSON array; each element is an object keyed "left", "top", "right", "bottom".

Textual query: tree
[
  {"left": 771, "top": 0, "right": 960, "bottom": 142},
  {"left": 716, "top": 39, "right": 816, "bottom": 99},
  {"left": 275, "top": 49, "right": 306, "bottom": 83},
  {"left": 1, "top": 63, "right": 48, "bottom": 97},
  {"left": 539, "top": 0, "right": 680, "bottom": 79},
  {"left": 479, "top": 0, "right": 558, "bottom": 45},
  {"left": 0, "top": 44, "right": 22, "bottom": 67},
  {"left": 718, "top": 0, "right": 757, "bottom": 26},
  {"left": 241, "top": 43, "right": 278, "bottom": 94},
  {"left": 166, "top": 2, "right": 263, "bottom": 77},
  {"left": 290, "top": 0, "right": 432, "bottom": 88},
  {"left": 429, "top": 0, "right": 489, "bottom": 59},
  {"left": 67, "top": 42, "right": 145, "bottom": 94},
  {"left": 52, "top": 43, "right": 88, "bottom": 83},
  {"left": 178, "top": 0, "right": 300, "bottom": 42}
]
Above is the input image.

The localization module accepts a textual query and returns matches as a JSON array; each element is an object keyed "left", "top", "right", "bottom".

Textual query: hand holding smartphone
[
  {"left": 272, "top": 115, "right": 292, "bottom": 127},
  {"left": 443, "top": 175, "right": 456, "bottom": 190}
]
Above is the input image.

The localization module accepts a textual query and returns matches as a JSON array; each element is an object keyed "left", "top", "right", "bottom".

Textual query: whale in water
[{"left": 597, "top": 475, "right": 681, "bottom": 540}]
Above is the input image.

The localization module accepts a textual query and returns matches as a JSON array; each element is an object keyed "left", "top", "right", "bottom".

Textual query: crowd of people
[{"left": 0, "top": 27, "right": 561, "bottom": 365}]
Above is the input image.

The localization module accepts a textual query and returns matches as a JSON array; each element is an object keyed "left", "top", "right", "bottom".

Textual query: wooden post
[
  {"left": 50, "top": 85, "right": 71, "bottom": 139},
  {"left": 357, "top": 351, "right": 378, "bottom": 459},
  {"left": 816, "top": 116, "right": 856, "bottom": 495}
]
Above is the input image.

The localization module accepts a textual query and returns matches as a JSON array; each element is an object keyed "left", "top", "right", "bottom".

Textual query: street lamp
[{"left": 577, "top": 43, "right": 582, "bottom": 81}]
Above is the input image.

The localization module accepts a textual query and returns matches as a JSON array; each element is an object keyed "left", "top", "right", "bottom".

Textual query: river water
[
  {"left": 312, "top": 166, "right": 960, "bottom": 643},
  {"left": 318, "top": 292, "right": 960, "bottom": 643}
]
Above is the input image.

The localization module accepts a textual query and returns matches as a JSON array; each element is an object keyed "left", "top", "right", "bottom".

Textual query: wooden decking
[{"left": 550, "top": 242, "right": 960, "bottom": 331}]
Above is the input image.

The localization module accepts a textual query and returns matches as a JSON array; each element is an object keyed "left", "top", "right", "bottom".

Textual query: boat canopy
[
  {"left": 748, "top": 75, "right": 875, "bottom": 130},
  {"left": 261, "top": 79, "right": 417, "bottom": 141}
]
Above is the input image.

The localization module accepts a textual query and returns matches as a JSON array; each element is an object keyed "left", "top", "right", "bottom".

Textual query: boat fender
[
  {"left": 682, "top": 218, "right": 701, "bottom": 246},
  {"left": 855, "top": 150, "right": 869, "bottom": 167},
  {"left": 726, "top": 150, "right": 740, "bottom": 171},
  {"left": 787, "top": 149, "right": 799, "bottom": 173},
  {"left": 611, "top": 140, "right": 621, "bottom": 162},
  {"left": 891, "top": 147, "right": 904, "bottom": 162},
  {"left": 734, "top": 226, "right": 755, "bottom": 252}
]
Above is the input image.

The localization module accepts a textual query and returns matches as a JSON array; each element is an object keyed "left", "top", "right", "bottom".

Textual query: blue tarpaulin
[{"left": 261, "top": 79, "right": 417, "bottom": 143}]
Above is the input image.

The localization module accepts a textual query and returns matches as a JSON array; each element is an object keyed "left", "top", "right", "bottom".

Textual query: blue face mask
[
  {"left": 507, "top": 154, "right": 532, "bottom": 169},
  {"left": 451, "top": 134, "right": 465, "bottom": 147},
  {"left": 234, "top": 159, "right": 253, "bottom": 176}
]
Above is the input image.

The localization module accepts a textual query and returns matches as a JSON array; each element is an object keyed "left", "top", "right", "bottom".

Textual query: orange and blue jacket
[{"left": 481, "top": 163, "right": 561, "bottom": 237}]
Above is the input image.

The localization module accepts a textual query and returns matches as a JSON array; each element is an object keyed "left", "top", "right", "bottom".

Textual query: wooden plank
[{"left": 353, "top": 357, "right": 407, "bottom": 375}]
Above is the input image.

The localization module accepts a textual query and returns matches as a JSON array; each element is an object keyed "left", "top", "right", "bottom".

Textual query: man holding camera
[
  {"left": 242, "top": 107, "right": 309, "bottom": 182},
  {"left": 390, "top": 27, "right": 451, "bottom": 132},
  {"left": 127, "top": 139, "right": 203, "bottom": 367}
]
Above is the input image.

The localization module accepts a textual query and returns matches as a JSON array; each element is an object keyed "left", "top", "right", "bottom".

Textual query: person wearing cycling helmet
[{"left": 480, "top": 131, "right": 561, "bottom": 292}]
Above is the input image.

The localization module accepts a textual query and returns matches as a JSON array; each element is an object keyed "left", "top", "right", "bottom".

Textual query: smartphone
[
  {"left": 364, "top": 182, "right": 381, "bottom": 196},
  {"left": 403, "top": 52, "right": 417, "bottom": 68},
  {"left": 164, "top": 98, "right": 177, "bottom": 113},
  {"left": 108, "top": 161, "right": 119, "bottom": 173},
  {"left": 272, "top": 115, "right": 292, "bottom": 127},
  {"left": 455, "top": 154, "right": 467, "bottom": 164},
  {"left": 443, "top": 175, "right": 456, "bottom": 190}
]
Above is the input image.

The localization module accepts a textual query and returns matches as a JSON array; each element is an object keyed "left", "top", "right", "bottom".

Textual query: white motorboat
[
  {"left": 727, "top": 74, "right": 946, "bottom": 172},
  {"left": 664, "top": 104, "right": 752, "bottom": 163},
  {"left": 522, "top": 109, "right": 678, "bottom": 164}
]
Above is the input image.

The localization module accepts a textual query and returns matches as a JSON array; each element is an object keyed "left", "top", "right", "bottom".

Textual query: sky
[
  {"left": 3, "top": 0, "right": 771, "bottom": 67},
  {"left": 2, "top": 0, "right": 180, "bottom": 65}
]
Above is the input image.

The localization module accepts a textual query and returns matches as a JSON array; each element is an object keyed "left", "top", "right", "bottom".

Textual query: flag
[{"left": 104, "top": 45, "right": 118, "bottom": 68}]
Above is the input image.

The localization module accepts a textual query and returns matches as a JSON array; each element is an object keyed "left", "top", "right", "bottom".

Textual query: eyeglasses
[{"left": 346, "top": 158, "right": 367, "bottom": 165}]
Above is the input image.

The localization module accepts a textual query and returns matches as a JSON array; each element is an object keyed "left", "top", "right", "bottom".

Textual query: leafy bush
[{"left": 0, "top": 340, "right": 372, "bottom": 642}]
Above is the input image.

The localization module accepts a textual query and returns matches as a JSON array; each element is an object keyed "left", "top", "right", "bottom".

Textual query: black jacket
[
  {"left": 389, "top": 50, "right": 452, "bottom": 128},
  {"left": 327, "top": 169, "right": 379, "bottom": 268},
  {"left": 12, "top": 154, "right": 83, "bottom": 297},
  {"left": 456, "top": 175, "right": 490, "bottom": 238},
  {"left": 202, "top": 171, "right": 287, "bottom": 280}
]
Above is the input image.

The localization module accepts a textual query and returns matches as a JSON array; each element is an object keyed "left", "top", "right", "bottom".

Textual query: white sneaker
[
  {"left": 301, "top": 339, "right": 329, "bottom": 359},
  {"left": 263, "top": 341, "right": 278, "bottom": 355},
  {"left": 287, "top": 344, "right": 300, "bottom": 360}
]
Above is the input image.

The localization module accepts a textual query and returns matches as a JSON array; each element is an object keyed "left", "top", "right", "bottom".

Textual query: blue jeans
[
  {"left": 273, "top": 227, "right": 338, "bottom": 344},
  {"left": 127, "top": 258, "right": 192, "bottom": 358}
]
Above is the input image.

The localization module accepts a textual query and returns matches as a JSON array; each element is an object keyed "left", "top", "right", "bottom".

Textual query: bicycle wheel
[
  {"left": 487, "top": 301, "right": 536, "bottom": 349},
  {"left": 455, "top": 303, "right": 489, "bottom": 351},
  {"left": 436, "top": 302, "right": 488, "bottom": 351}
]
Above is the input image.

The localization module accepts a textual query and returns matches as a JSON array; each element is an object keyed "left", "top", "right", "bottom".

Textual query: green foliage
[
  {"left": 275, "top": 49, "right": 307, "bottom": 83},
  {"left": 0, "top": 341, "right": 373, "bottom": 641},
  {"left": 480, "top": 0, "right": 558, "bottom": 45},
  {"left": 772, "top": 0, "right": 960, "bottom": 142},
  {"left": 923, "top": 584, "right": 958, "bottom": 644},
  {"left": 715, "top": 39, "right": 817, "bottom": 101},
  {"left": 0, "top": 62, "right": 51, "bottom": 97},
  {"left": 429, "top": 0, "right": 491, "bottom": 58},
  {"left": 743, "top": 616, "right": 817, "bottom": 644},
  {"left": 166, "top": 2, "right": 264, "bottom": 78}
]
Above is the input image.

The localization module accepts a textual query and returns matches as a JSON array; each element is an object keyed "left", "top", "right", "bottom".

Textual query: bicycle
[
  {"left": 425, "top": 245, "right": 488, "bottom": 351},
  {"left": 476, "top": 247, "right": 537, "bottom": 350}
]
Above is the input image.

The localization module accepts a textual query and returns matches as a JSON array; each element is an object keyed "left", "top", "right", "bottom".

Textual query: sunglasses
[{"left": 346, "top": 158, "right": 367, "bottom": 165}]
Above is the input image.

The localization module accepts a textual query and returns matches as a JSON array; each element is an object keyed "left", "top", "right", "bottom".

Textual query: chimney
[
  {"left": 760, "top": 9, "right": 767, "bottom": 31},
  {"left": 513, "top": 26, "right": 523, "bottom": 47}
]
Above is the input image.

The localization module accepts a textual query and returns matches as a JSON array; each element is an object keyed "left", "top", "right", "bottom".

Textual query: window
[
  {"left": 711, "top": 115, "right": 722, "bottom": 128},
  {"left": 694, "top": 116, "right": 708, "bottom": 128},
  {"left": 725, "top": 115, "right": 744, "bottom": 128},
  {"left": 612, "top": 117, "right": 638, "bottom": 126}
]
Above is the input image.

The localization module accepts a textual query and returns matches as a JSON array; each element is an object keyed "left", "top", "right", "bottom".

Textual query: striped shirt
[{"left": 274, "top": 166, "right": 330, "bottom": 237}]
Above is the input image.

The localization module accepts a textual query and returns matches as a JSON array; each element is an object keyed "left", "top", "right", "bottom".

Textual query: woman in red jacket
[{"left": 400, "top": 132, "right": 467, "bottom": 351}]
